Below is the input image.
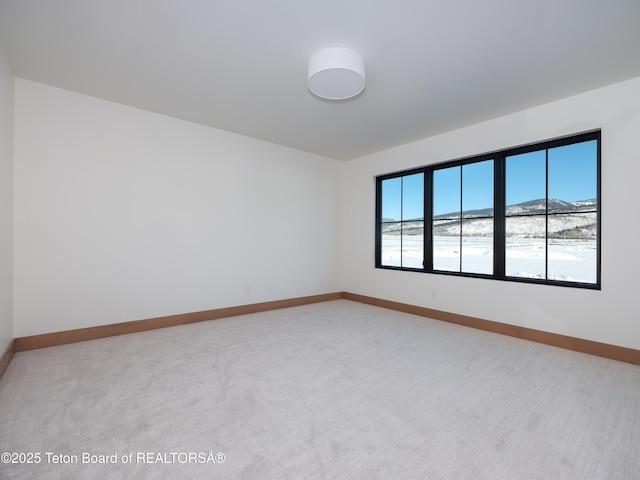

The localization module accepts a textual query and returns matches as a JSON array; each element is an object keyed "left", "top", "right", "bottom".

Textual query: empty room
[{"left": 1, "top": 1, "right": 639, "bottom": 479}]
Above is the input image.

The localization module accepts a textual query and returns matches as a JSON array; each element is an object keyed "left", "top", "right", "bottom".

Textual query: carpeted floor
[{"left": 0, "top": 299, "right": 639, "bottom": 479}]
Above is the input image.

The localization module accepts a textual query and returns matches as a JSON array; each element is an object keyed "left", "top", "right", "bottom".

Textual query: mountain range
[{"left": 382, "top": 198, "right": 597, "bottom": 239}]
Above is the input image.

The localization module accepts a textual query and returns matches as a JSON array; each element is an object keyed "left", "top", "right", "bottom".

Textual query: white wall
[
  {"left": 11, "top": 74, "right": 640, "bottom": 350},
  {"left": 0, "top": 40, "right": 13, "bottom": 351},
  {"left": 13, "top": 79, "right": 343, "bottom": 337},
  {"left": 342, "top": 76, "right": 640, "bottom": 350}
]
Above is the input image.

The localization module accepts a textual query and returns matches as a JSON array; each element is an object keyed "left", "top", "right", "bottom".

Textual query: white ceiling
[{"left": 1, "top": 0, "right": 639, "bottom": 160}]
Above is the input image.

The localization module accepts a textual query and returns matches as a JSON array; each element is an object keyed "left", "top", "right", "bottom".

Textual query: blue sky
[
  {"left": 507, "top": 140, "right": 597, "bottom": 206},
  {"left": 382, "top": 140, "right": 597, "bottom": 220}
]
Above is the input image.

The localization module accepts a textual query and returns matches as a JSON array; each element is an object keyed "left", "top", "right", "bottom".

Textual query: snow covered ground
[{"left": 380, "top": 235, "right": 597, "bottom": 283}]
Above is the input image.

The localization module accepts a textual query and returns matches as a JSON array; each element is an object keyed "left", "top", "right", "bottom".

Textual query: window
[
  {"left": 433, "top": 159, "right": 494, "bottom": 275},
  {"left": 377, "top": 171, "right": 424, "bottom": 269},
  {"left": 505, "top": 140, "right": 599, "bottom": 283},
  {"left": 375, "top": 131, "right": 600, "bottom": 288}
]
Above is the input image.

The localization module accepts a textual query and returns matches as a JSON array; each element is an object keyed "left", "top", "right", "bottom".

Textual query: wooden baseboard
[
  {"left": 0, "top": 339, "right": 15, "bottom": 380},
  {"left": 344, "top": 292, "right": 640, "bottom": 366},
  {"left": 8, "top": 291, "right": 640, "bottom": 366},
  {"left": 14, "top": 292, "right": 344, "bottom": 352}
]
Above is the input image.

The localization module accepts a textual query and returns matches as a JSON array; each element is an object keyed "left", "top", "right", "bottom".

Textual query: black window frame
[{"left": 375, "top": 130, "right": 601, "bottom": 289}]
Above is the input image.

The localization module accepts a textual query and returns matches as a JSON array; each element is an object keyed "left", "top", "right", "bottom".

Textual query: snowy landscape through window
[{"left": 376, "top": 131, "right": 600, "bottom": 288}]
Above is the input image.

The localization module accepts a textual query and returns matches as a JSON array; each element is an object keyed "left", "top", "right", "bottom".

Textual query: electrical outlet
[
  {"left": 430, "top": 288, "right": 437, "bottom": 299},
  {"left": 244, "top": 285, "right": 251, "bottom": 294}
]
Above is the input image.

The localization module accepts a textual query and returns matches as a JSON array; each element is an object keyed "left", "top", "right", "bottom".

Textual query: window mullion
[
  {"left": 424, "top": 169, "right": 432, "bottom": 271},
  {"left": 458, "top": 166, "right": 463, "bottom": 273},
  {"left": 494, "top": 155, "right": 505, "bottom": 278},
  {"left": 400, "top": 177, "right": 404, "bottom": 268},
  {"left": 545, "top": 149, "right": 549, "bottom": 280},
  {"left": 375, "top": 177, "right": 382, "bottom": 267}
]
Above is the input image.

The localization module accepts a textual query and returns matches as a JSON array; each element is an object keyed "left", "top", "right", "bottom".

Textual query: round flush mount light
[{"left": 308, "top": 48, "right": 365, "bottom": 100}]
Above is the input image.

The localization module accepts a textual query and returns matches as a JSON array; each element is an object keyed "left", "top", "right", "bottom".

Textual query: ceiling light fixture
[{"left": 308, "top": 48, "right": 365, "bottom": 100}]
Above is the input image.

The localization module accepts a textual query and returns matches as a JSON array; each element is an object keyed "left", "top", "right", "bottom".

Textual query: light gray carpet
[{"left": 0, "top": 300, "right": 639, "bottom": 479}]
